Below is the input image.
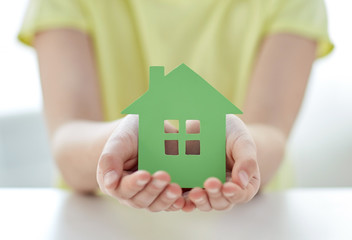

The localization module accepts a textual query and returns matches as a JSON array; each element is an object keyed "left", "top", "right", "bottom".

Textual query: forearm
[
  {"left": 52, "top": 120, "right": 120, "bottom": 193},
  {"left": 240, "top": 34, "right": 316, "bottom": 188},
  {"left": 246, "top": 124, "right": 286, "bottom": 187}
]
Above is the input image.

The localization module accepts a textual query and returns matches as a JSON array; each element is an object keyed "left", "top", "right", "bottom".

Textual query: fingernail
[
  {"left": 152, "top": 179, "right": 167, "bottom": 188},
  {"left": 104, "top": 170, "right": 118, "bottom": 188},
  {"left": 166, "top": 191, "right": 178, "bottom": 199},
  {"left": 224, "top": 192, "right": 235, "bottom": 197},
  {"left": 137, "top": 179, "right": 149, "bottom": 186},
  {"left": 194, "top": 197, "right": 204, "bottom": 203},
  {"left": 208, "top": 188, "right": 219, "bottom": 194},
  {"left": 172, "top": 203, "right": 179, "bottom": 208},
  {"left": 239, "top": 171, "right": 249, "bottom": 187}
]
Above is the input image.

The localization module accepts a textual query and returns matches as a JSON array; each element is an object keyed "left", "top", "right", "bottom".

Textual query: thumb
[
  {"left": 97, "top": 151, "right": 124, "bottom": 194},
  {"left": 97, "top": 115, "right": 138, "bottom": 193},
  {"left": 231, "top": 133, "right": 260, "bottom": 190}
]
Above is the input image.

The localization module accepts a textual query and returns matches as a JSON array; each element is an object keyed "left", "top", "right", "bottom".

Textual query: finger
[
  {"left": 232, "top": 158, "right": 259, "bottom": 190},
  {"left": 111, "top": 170, "right": 151, "bottom": 199},
  {"left": 225, "top": 115, "right": 260, "bottom": 201},
  {"left": 204, "top": 178, "right": 231, "bottom": 210},
  {"left": 118, "top": 199, "right": 143, "bottom": 209},
  {"left": 182, "top": 197, "right": 195, "bottom": 212},
  {"left": 225, "top": 179, "right": 260, "bottom": 204},
  {"left": 230, "top": 133, "right": 260, "bottom": 190},
  {"left": 97, "top": 153, "right": 124, "bottom": 194},
  {"left": 222, "top": 181, "right": 243, "bottom": 204},
  {"left": 231, "top": 158, "right": 260, "bottom": 203},
  {"left": 148, "top": 183, "right": 182, "bottom": 212},
  {"left": 97, "top": 115, "right": 139, "bottom": 194},
  {"left": 188, "top": 187, "right": 212, "bottom": 212},
  {"left": 130, "top": 171, "right": 170, "bottom": 208},
  {"left": 166, "top": 197, "right": 185, "bottom": 211}
]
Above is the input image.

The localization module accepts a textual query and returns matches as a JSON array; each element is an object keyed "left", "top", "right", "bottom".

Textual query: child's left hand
[{"left": 185, "top": 115, "right": 260, "bottom": 211}]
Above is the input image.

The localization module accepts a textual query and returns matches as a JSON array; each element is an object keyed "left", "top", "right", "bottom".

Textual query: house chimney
[{"left": 149, "top": 66, "right": 164, "bottom": 90}]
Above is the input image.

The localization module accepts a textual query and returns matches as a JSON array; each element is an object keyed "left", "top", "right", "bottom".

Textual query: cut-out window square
[
  {"left": 186, "top": 120, "right": 200, "bottom": 134},
  {"left": 164, "top": 120, "right": 179, "bottom": 133},
  {"left": 186, "top": 140, "right": 200, "bottom": 155},
  {"left": 165, "top": 140, "right": 179, "bottom": 155}
]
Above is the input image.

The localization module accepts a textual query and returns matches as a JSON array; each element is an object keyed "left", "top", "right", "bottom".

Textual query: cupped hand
[
  {"left": 187, "top": 115, "right": 260, "bottom": 211},
  {"left": 96, "top": 115, "right": 185, "bottom": 212}
]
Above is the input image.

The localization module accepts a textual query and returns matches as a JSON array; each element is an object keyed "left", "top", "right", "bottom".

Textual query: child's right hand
[{"left": 96, "top": 115, "right": 186, "bottom": 212}]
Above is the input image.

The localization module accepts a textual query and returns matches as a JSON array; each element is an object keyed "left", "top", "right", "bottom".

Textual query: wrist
[{"left": 51, "top": 119, "right": 121, "bottom": 192}]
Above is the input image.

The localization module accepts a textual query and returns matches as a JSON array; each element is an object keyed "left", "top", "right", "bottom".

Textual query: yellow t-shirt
[{"left": 18, "top": 0, "right": 333, "bottom": 191}]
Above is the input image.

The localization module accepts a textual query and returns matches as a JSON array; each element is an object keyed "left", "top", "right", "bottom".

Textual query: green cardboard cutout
[{"left": 122, "top": 64, "right": 242, "bottom": 188}]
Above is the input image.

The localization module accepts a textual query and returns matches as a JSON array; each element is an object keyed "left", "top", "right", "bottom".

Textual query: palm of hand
[
  {"left": 185, "top": 115, "right": 260, "bottom": 211},
  {"left": 97, "top": 115, "right": 185, "bottom": 212},
  {"left": 97, "top": 115, "right": 260, "bottom": 212}
]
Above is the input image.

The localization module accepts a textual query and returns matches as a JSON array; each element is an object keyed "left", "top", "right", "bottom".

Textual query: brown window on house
[
  {"left": 186, "top": 140, "right": 200, "bottom": 155},
  {"left": 186, "top": 120, "right": 200, "bottom": 134},
  {"left": 164, "top": 120, "right": 179, "bottom": 133},
  {"left": 165, "top": 140, "right": 179, "bottom": 155}
]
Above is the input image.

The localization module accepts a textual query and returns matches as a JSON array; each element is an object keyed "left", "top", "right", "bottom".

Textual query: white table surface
[{"left": 0, "top": 188, "right": 351, "bottom": 240}]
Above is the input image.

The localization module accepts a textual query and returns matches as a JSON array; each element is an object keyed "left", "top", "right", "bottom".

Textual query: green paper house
[{"left": 122, "top": 64, "right": 242, "bottom": 188}]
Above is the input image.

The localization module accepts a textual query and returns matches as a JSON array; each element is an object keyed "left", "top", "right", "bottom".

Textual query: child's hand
[
  {"left": 96, "top": 115, "right": 185, "bottom": 212},
  {"left": 187, "top": 115, "right": 260, "bottom": 211}
]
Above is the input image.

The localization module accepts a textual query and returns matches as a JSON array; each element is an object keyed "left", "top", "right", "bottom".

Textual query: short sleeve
[
  {"left": 18, "top": 0, "right": 90, "bottom": 46},
  {"left": 265, "top": 0, "right": 334, "bottom": 58}
]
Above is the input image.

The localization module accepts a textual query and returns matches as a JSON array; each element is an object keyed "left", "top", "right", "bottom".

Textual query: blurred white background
[{"left": 0, "top": 0, "right": 351, "bottom": 188}]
